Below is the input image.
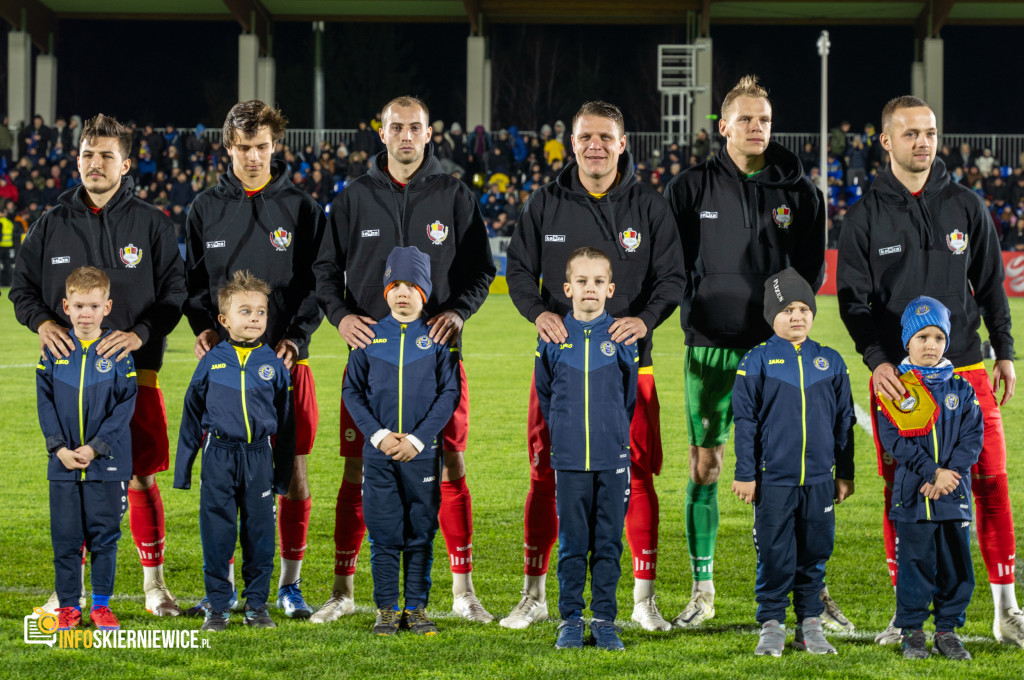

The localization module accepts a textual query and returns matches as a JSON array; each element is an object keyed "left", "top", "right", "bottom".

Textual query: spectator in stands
[
  {"left": 957, "top": 143, "right": 975, "bottom": 171},
  {"left": 51, "top": 117, "right": 71, "bottom": 151},
  {"left": 799, "top": 142, "right": 818, "bottom": 172},
  {"left": 22, "top": 114, "right": 51, "bottom": 157},
  {"left": 939, "top": 144, "right": 958, "bottom": 171},
  {"left": 39, "top": 177, "right": 61, "bottom": 207},
  {"left": 1003, "top": 212, "right": 1024, "bottom": 251},
  {"left": 846, "top": 136, "right": 869, "bottom": 187},
  {"left": 468, "top": 125, "right": 491, "bottom": 175},
  {"left": 184, "top": 124, "right": 208, "bottom": 159},
  {"left": 976, "top": 149, "right": 998, "bottom": 177},
  {"left": 352, "top": 120, "right": 377, "bottom": 156},
  {"left": 1010, "top": 175, "right": 1024, "bottom": 206},
  {"left": 163, "top": 124, "right": 182, "bottom": 156},
  {"left": 863, "top": 123, "right": 883, "bottom": 169},
  {"left": 347, "top": 150, "right": 369, "bottom": 180},
  {"left": 449, "top": 122, "right": 469, "bottom": 170},
  {"left": 543, "top": 128, "right": 565, "bottom": 170},
  {"left": 143, "top": 124, "right": 164, "bottom": 160},
  {"left": 507, "top": 126, "right": 528, "bottom": 165},
  {"left": 691, "top": 129, "right": 711, "bottom": 162},
  {"left": 68, "top": 115, "right": 82, "bottom": 151},
  {"left": 487, "top": 143, "right": 512, "bottom": 176},
  {"left": 0, "top": 115, "right": 12, "bottom": 164},
  {"left": 306, "top": 168, "right": 330, "bottom": 206},
  {"left": 169, "top": 171, "right": 193, "bottom": 207},
  {"left": 989, "top": 173, "right": 1010, "bottom": 205}
]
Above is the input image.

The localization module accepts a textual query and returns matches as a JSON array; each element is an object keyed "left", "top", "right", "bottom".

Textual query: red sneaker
[
  {"left": 90, "top": 606, "right": 120, "bottom": 631},
  {"left": 56, "top": 606, "right": 81, "bottom": 631}
]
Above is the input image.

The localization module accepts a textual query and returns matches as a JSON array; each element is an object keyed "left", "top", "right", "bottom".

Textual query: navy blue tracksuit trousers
[
  {"left": 50, "top": 480, "right": 127, "bottom": 608},
  {"left": 555, "top": 467, "right": 631, "bottom": 621},
  {"left": 895, "top": 520, "right": 974, "bottom": 630},
  {"left": 363, "top": 456, "right": 441, "bottom": 610},
  {"left": 199, "top": 437, "right": 276, "bottom": 612},
  {"left": 753, "top": 481, "right": 835, "bottom": 623}
]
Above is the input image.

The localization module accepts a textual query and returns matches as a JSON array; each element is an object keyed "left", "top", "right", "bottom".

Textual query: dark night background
[{"left": 1, "top": 20, "right": 1021, "bottom": 133}]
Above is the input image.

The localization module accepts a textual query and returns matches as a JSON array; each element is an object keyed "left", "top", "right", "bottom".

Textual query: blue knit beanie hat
[
  {"left": 901, "top": 296, "right": 951, "bottom": 350},
  {"left": 383, "top": 246, "right": 432, "bottom": 303}
]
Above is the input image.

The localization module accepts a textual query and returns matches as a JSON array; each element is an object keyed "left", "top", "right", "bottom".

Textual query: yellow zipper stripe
[
  {"left": 926, "top": 427, "right": 939, "bottom": 520},
  {"left": 798, "top": 347, "right": 807, "bottom": 485},
  {"left": 79, "top": 346, "right": 87, "bottom": 480},
  {"left": 240, "top": 353, "right": 252, "bottom": 443},
  {"left": 584, "top": 330, "right": 591, "bottom": 471},
  {"left": 399, "top": 325, "right": 406, "bottom": 432}
]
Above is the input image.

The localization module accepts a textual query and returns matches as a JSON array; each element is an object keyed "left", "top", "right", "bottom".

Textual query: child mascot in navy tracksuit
[
  {"left": 175, "top": 270, "right": 293, "bottom": 631},
  {"left": 535, "top": 247, "right": 639, "bottom": 652},
  {"left": 37, "top": 266, "right": 137, "bottom": 633},
  {"left": 876, "top": 296, "right": 983, "bottom": 661},
  {"left": 731, "top": 268, "right": 854, "bottom": 657},
  {"left": 342, "top": 246, "right": 461, "bottom": 637}
]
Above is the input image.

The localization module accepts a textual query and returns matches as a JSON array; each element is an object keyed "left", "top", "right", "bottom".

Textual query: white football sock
[
  {"left": 634, "top": 578, "right": 655, "bottom": 602},
  {"left": 279, "top": 558, "right": 302, "bottom": 588},
  {"left": 525, "top": 573, "right": 546, "bottom": 602},
  {"left": 695, "top": 580, "right": 715, "bottom": 595},
  {"left": 992, "top": 583, "right": 1021, "bottom": 615}
]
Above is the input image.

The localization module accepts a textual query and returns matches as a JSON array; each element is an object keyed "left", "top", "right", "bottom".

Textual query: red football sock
[
  {"left": 524, "top": 474, "right": 557, "bottom": 576},
  {"left": 626, "top": 470, "right": 659, "bottom": 580},
  {"left": 128, "top": 483, "right": 165, "bottom": 567},
  {"left": 278, "top": 496, "right": 311, "bottom": 561},
  {"left": 883, "top": 485, "right": 898, "bottom": 587},
  {"left": 333, "top": 480, "right": 365, "bottom": 576},
  {"left": 440, "top": 476, "right": 474, "bottom": 574},
  {"left": 974, "top": 474, "right": 1017, "bottom": 584}
]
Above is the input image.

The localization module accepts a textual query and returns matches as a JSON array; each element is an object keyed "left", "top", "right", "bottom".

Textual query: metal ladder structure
[{"left": 658, "top": 43, "right": 708, "bottom": 152}]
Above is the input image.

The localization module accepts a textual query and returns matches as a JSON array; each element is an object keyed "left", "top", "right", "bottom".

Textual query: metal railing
[{"left": 182, "top": 128, "right": 1024, "bottom": 171}]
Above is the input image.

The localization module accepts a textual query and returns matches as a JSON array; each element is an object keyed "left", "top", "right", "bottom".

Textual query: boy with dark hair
[
  {"left": 174, "top": 270, "right": 293, "bottom": 632},
  {"left": 876, "top": 296, "right": 983, "bottom": 660},
  {"left": 731, "top": 268, "right": 853, "bottom": 657},
  {"left": 536, "top": 247, "right": 639, "bottom": 651},
  {"left": 37, "top": 267, "right": 137, "bottom": 632},
  {"left": 342, "top": 246, "right": 461, "bottom": 636}
]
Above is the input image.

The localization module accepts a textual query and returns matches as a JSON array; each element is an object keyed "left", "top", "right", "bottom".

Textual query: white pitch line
[{"left": 853, "top": 401, "right": 873, "bottom": 435}]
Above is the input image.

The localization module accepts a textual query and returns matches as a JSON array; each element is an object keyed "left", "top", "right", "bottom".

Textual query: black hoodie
[
  {"left": 315, "top": 144, "right": 495, "bottom": 325},
  {"left": 184, "top": 160, "right": 325, "bottom": 360},
  {"left": 507, "top": 150, "right": 684, "bottom": 338},
  {"left": 666, "top": 142, "right": 826, "bottom": 349},
  {"left": 11, "top": 176, "right": 185, "bottom": 371},
  {"left": 837, "top": 159, "right": 1012, "bottom": 370}
]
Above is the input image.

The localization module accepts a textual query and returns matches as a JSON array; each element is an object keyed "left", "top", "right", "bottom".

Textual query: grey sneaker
[
  {"left": 243, "top": 603, "right": 276, "bottom": 629},
  {"left": 875, "top": 613, "right": 902, "bottom": 645},
  {"left": 400, "top": 605, "right": 439, "bottom": 636},
  {"left": 673, "top": 589, "right": 715, "bottom": 628},
  {"left": 932, "top": 631, "right": 971, "bottom": 660},
  {"left": 793, "top": 617, "right": 837, "bottom": 654},
  {"left": 755, "top": 620, "right": 786, "bottom": 657},
  {"left": 901, "top": 628, "right": 929, "bottom": 659},
  {"left": 819, "top": 587, "right": 855, "bottom": 632}
]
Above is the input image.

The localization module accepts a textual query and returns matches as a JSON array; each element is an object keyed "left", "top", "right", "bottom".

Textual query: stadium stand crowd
[{"left": 4, "top": 112, "right": 1024, "bottom": 254}]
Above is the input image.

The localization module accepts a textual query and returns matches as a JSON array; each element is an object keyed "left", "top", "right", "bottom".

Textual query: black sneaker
[
  {"left": 243, "top": 604, "right": 277, "bottom": 629},
  {"left": 901, "top": 628, "right": 929, "bottom": 659},
  {"left": 201, "top": 610, "right": 229, "bottom": 632},
  {"left": 373, "top": 607, "right": 400, "bottom": 636},
  {"left": 932, "top": 631, "right": 972, "bottom": 660},
  {"left": 400, "top": 605, "right": 439, "bottom": 635}
]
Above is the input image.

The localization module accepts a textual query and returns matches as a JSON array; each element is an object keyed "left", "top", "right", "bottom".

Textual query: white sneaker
[
  {"left": 452, "top": 592, "right": 494, "bottom": 623},
  {"left": 994, "top": 608, "right": 1024, "bottom": 647},
  {"left": 144, "top": 581, "right": 183, "bottom": 617},
  {"left": 875, "top": 613, "right": 902, "bottom": 645},
  {"left": 41, "top": 590, "right": 86, "bottom": 614},
  {"left": 498, "top": 590, "right": 548, "bottom": 629},
  {"left": 631, "top": 596, "right": 672, "bottom": 631},
  {"left": 819, "top": 588, "right": 855, "bottom": 632},
  {"left": 310, "top": 592, "right": 355, "bottom": 624},
  {"left": 673, "top": 590, "right": 715, "bottom": 628}
]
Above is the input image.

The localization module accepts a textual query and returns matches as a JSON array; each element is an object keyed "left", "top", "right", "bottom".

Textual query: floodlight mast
[{"left": 817, "top": 30, "right": 831, "bottom": 205}]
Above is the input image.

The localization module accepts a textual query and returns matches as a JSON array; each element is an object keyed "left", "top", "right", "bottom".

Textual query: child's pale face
[
  {"left": 63, "top": 288, "right": 112, "bottom": 341},
  {"left": 386, "top": 281, "right": 424, "bottom": 322},
  {"left": 772, "top": 301, "right": 813, "bottom": 345},
  {"left": 218, "top": 291, "right": 268, "bottom": 343},
  {"left": 563, "top": 257, "right": 614, "bottom": 320},
  {"left": 907, "top": 326, "right": 946, "bottom": 366}
]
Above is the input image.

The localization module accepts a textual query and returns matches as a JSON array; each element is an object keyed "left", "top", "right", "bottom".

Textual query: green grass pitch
[{"left": 1, "top": 290, "right": 1022, "bottom": 678}]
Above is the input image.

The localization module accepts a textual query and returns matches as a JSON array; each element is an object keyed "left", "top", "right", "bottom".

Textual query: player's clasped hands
[
  {"left": 378, "top": 433, "right": 419, "bottom": 462},
  {"left": 920, "top": 468, "right": 962, "bottom": 500},
  {"left": 56, "top": 446, "right": 95, "bottom": 470}
]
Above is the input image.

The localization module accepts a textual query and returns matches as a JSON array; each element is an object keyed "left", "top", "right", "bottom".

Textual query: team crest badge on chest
[
  {"left": 772, "top": 205, "right": 793, "bottom": 228},
  {"left": 416, "top": 335, "right": 433, "bottom": 350},
  {"left": 119, "top": 244, "right": 143, "bottom": 268},
  {"left": 95, "top": 357, "right": 113, "bottom": 373},
  {"left": 258, "top": 364, "right": 276, "bottom": 381},
  {"left": 813, "top": 356, "right": 829, "bottom": 371},
  {"left": 270, "top": 228, "right": 293, "bottom": 251},
  {"left": 427, "top": 220, "right": 449, "bottom": 245},
  {"left": 946, "top": 229, "right": 968, "bottom": 255},
  {"left": 618, "top": 228, "right": 641, "bottom": 253},
  {"left": 944, "top": 393, "right": 960, "bottom": 410},
  {"left": 600, "top": 341, "right": 616, "bottom": 357}
]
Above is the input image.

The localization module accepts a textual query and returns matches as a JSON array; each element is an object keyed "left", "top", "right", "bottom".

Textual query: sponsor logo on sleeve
[
  {"left": 51, "top": 256, "right": 71, "bottom": 265},
  {"left": 544, "top": 234, "right": 566, "bottom": 242},
  {"left": 206, "top": 240, "right": 226, "bottom": 249},
  {"left": 699, "top": 211, "right": 718, "bottom": 219},
  {"left": 878, "top": 244, "right": 902, "bottom": 256},
  {"left": 361, "top": 229, "right": 381, "bottom": 238}
]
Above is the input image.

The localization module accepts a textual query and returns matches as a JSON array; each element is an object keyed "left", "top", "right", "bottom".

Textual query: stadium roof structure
[{"left": 4, "top": 0, "right": 1024, "bottom": 50}]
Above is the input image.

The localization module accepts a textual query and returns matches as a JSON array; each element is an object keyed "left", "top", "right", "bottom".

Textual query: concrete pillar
[
  {"left": 7, "top": 31, "right": 33, "bottom": 141},
  {"left": 923, "top": 37, "right": 943, "bottom": 134},
  {"left": 482, "top": 57, "right": 493, "bottom": 131},
  {"left": 238, "top": 33, "right": 259, "bottom": 103},
  {"left": 911, "top": 60, "right": 925, "bottom": 100},
  {"left": 693, "top": 37, "right": 713, "bottom": 142},
  {"left": 466, "top": 35, "right": 487, "bottom": 132},
  {"left": 257, "top": 57, "right": 276, "bottom": 106},
  {"left": 35, "top": 54, "right": 58, "bottom": 127}
]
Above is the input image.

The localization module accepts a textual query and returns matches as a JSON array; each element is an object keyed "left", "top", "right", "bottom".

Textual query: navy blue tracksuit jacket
[
  {"left": 342, "top": 314, "right": 460, "bottom": 609},
  {"left": 535, "top": 311, "right": 638, "bottom": 621},
  {"left": 37, "top": 330, "right": 137, "bottom": 607},
  {"left": 877, "top": 369, "right": 983, "bottom": 630},
  {"left": 732, "top": 334, "right": 853, "bottom": 623},
  {"left": 174, "top": 340, "right": 291, "bottom": 612}
]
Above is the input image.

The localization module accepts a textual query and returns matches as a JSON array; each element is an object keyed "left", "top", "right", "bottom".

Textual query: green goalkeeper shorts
[{"left": 684, "top": 346, "right": 747, "bottom": 447}]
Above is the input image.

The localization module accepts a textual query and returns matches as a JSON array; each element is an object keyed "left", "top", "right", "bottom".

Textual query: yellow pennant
[{"left": 879, "top": 370, "right": 939, "bottom": 437}]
